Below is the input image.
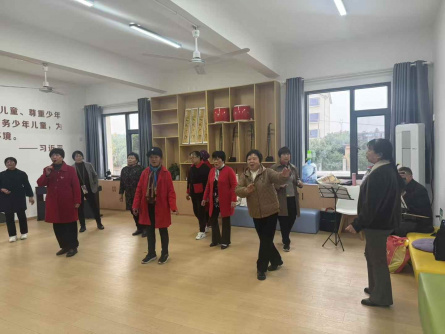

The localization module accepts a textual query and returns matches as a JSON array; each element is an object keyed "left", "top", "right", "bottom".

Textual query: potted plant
[{"left": 168, "top": 163, "right": 180, "bottom": 181}]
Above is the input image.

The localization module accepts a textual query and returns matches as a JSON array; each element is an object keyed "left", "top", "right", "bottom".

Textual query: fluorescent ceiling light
[
  {"left": 72, "top": 0, "right": 94, "bottom": 7},
  {"left": 129, "top": 23, "right": 181, "bottom": 49},
  {"left": 333, "top": 0, "right": 347, "bottom": 16}
]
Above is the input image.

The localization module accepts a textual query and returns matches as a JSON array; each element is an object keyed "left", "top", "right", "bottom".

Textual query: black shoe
[
  {"left": 267, "top": 261, "right": 283, "bottom": 271},
  {"left": 56, "top": 248, "right": 68, "bottom": 256},
  {"left": 132, "top": 229, "right": 143, "bottom": 236},
  {"left": 364, "top": 288, "right": 370, "bottom": 295},
  {"left": 97, "top": 223, "right": 105, "bottom": 230},
  {"left": 257, "top": 271, "right": 266, "bottom": 280},
  {"left": 158, "top": 254, "right": 169, "bottom": 264},
  {"left": 141, "top": 231, "right": 147, "bottom": 238},
  {"left": 361, "top": 298, "right": 390, "bottom": 307},
  {"left": 66, "top": 248, "right": 78, "bottom": 257},
  {"left": 141, "top": 254, "right": 157, "bottom": 264},
  {"left": 79, "top": 226, "right": 86, "bottom": 233},
  {"left": 283, "top": 244, "right": 290, "bottom": 252},
  {"left": 210, "top": 242, "right": 220, "bottom": 247},
  {"left": 221, "top": 244, "right": 229, "bottom": 250}
]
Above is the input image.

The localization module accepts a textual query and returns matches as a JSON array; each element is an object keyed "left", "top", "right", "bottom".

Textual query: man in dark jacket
[{"left": 395, "top": 167, "right": 434, "bottom": 236}]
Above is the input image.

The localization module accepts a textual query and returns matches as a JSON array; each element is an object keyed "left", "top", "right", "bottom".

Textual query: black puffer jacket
[{"left": 352, "top": 164, "right": 404, "bottom": 232}]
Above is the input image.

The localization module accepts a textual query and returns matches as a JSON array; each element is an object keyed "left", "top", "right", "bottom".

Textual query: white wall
[
  {"left": 0, "top": 69, "right": 86, "bottom": 218},
  {"left": 433, "top": 1, "right": 445, "bottom": 224},
  {"left": 85, "top": 82, "right": 160, "bottom": 114},
  {"left": 278, "top": 28, "right": 434, "bottom": 83}
]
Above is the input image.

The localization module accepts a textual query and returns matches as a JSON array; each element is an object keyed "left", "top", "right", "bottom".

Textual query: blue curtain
[
  {"left": 391, "top": 61, "right": 433, "bottom": 184},
  {"left": 84, "top": 104, "right": 105, "bottom": 178},
  {"left": 285, "top": 77, "right": 304, "bottom": 175},
  {"left": 138, "top": 98, "right": 152, "bottom": 168}
]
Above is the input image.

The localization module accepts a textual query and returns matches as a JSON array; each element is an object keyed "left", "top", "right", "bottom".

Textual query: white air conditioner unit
[{"left": 395, "top": 123, "right": 425, "bottom": 186}]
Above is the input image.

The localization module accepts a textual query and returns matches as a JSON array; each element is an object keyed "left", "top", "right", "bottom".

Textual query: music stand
[{"left": 318, "top": 184, "right": 352, "bottom": 251}]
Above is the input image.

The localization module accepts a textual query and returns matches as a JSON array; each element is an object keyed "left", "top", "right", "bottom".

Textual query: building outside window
[{"left": 305, "top": 83, "right": 390, "bottom": 178}]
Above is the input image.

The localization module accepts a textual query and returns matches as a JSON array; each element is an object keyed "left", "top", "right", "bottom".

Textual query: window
[
  {"left": 309, "top": 113, "right": 320, "bottom": 123},
  {"left": 309, "top": 97, "right": 320, "bottom": 107},
  {"left": 305, "top": 83, "right": 390, "bottom": 178},
  {"left": 104, "top": 112, "right": 139, "bottom": 176},
  {"left": 309, "top": 129, "right": 319, "bottom": 138}
]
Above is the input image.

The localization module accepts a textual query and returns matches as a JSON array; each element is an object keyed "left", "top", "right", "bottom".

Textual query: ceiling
[
  {"left": 0, "top": 0, "right": 441, "bottom": 88},
  {"left": 172, "top": 0, "right": 442, "bottom": 50},
  {"left": 0, "top": 54, "right": 106, "bottom": 86}
]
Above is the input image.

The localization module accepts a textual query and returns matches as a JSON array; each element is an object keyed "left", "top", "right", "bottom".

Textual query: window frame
[
  {"left": 304, "top": 82, "right": 391, "bottom": 179},
  {"left": 102, "top": 111, "right": 140, "bottom": 177}
]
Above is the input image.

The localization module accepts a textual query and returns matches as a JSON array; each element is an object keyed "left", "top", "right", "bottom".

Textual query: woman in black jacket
[
  {"left": 346, "top": 139, "right": 404, "bottom": 307},
  {"left": 0, "top": 157, "right": 34, "bottom": 242},
  {"left": 119, "top": 152, "right": 145, "bottom": 236},
  {"left": 187, "top": 151, "right": 210, "bottom": 240}
]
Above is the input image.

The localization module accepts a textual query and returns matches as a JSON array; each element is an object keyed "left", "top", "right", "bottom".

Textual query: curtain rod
[
  {"left": 281, "top": 62, "right": 433, "bottom": 84},
  {"left": 101, "top": 101, "right": 138, "bottom": 109}
]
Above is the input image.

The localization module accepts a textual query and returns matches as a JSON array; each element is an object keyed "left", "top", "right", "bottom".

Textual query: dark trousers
[
  {"left": 53, "top": 222, "right": 79, "bottom": 250},
  {"left": 253, "top": 213, "right": 282, "bottom": 273},
  {"left": 191, "top": 193, "right": 206, "bottom": 232},
  {"left": 364, "top": 229, "right": 393, "bottom": 306},
  {"left": 394, "top": 220, "right": 434, "bottom": 237},
  {"left": 209, "top": 207, "right": 231, "bottom": 245},
  {"left": 78, "top": 192, "right": 101, "bottom": 227},
  {"left": 5, "top": 210, "right": 28, "bottom": 237},
  {"left": 278, "top": 197, "right": 297, "bottom": 246},
  {"left": 147, "top": 204, "right": 169, "bottom": 257},
  {"left": 132, "top": 211, "right": 143, "bottom": 231}
]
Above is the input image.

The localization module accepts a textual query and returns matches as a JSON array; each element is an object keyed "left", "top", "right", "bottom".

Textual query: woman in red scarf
[
  {"left": 202, "top": 151, "right": 237, "bottom": 249},
  {"left": 133, "top": 147, "right": 178, "bottom": 265}
]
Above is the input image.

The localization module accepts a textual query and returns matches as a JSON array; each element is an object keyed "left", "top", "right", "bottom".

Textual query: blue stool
[
  {"left": 231, "top": 206, "right": 255, "bottom": 228},
  {"left": 276, "top": 208, "right": 320, "bottom": 234}
]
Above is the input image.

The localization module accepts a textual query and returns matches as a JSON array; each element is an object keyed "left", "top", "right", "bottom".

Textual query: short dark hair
[
  {"left": 398, "top": 166, "right": 413, "bottom": 176},
  {"left": 49, "top": 148, "right": 65, "bottom": 159},
  {"left": 246, "top": 149, "right": 263, "bottom": 163},
  {"left": 278, "top": 146, "right": 291, "bottom": 157},
  {"left": 367, "top": 139, "right": 393, "bottom": 161},
  {"left": 4, "top": 157, "right": 17, "bottom": 165},
  {"left": 147, "top": 147, "right": 163, "bottom": 158},
  {"left": 72, "top": 150, "right": 84, "bottom": 160},
  {"left": 190, "top": 151, "right": 202, "bottom": 159},
  {"left": 211, "top": 151, "right": 226, "bottom": 162},
  {"left": 127, "top": 152, "right": 140, "bottom": 162}
]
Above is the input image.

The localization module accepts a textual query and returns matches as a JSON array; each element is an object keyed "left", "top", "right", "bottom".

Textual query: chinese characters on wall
[{"left": 0, "top": 106, "right": 64, "bottom": 152}]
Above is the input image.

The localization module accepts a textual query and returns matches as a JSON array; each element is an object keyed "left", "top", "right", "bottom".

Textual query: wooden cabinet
[
  {"left": 298, "top": 184, "right": 335, "bottom": 210},
  {"left": 99, "top": 180, "right": 126, "bottom": 210},
  {"left": 151, "top": 81, "right": 280, "bottom": 181}
]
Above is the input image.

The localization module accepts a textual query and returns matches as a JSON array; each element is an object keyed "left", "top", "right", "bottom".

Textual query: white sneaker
[
  {"left": 9, "top": 236, "right": 17, "bottom": 243},
  {"left": 205, "top": 226, "right": 210, "bottom": 233},
  {"left": 195, "top": 232, "right": 206, "bottom": 240},
  {"left": 20, "top": 234, "right": 28, "bottom": 240}
]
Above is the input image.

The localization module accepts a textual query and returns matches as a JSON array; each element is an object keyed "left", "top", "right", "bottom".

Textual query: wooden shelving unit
[{"left": 150, "top": 81, "right": 280, "bottom": 181}]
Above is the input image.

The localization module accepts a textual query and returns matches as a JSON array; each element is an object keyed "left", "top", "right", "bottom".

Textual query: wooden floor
[{"left": 0, "top": 210, "right": 422, "bottom": 334}]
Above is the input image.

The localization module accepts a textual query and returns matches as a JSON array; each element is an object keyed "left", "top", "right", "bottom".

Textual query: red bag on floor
[{"left": 387, "top": 235, "right": 410, "bottom": 273}]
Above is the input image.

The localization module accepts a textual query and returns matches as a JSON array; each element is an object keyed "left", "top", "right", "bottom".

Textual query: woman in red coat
[
  {"left": 133, "top": 147, "right": 178, "bottom": 265},
  {"left": 202, "top": 151, "right": 237, "bottom": 249},
  {"left": 37, "top": 148, "right": 81, "bottom": 257}
]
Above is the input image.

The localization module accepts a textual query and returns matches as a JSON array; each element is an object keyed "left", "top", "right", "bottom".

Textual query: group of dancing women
[{"left": 1, "top": 138, "right": 405, "bottom": 306}]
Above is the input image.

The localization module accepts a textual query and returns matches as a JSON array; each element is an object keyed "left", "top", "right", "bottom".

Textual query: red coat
[
  {"left": 204, "top": 166, "right": 237, "bottom": 218},
  {"left": 132, "top": 166, "right": 177, "bottom": 228},
  {"left": 37, "top": 162, "right": 81, "bottom": 224}
]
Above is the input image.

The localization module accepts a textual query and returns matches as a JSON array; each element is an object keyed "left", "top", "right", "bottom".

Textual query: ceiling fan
[
  {"left": 0, "top": 63, "right": 64, "bottom": 95},
  {"left": 143, "top": 27, "right": 250, "bottom": 75}
]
